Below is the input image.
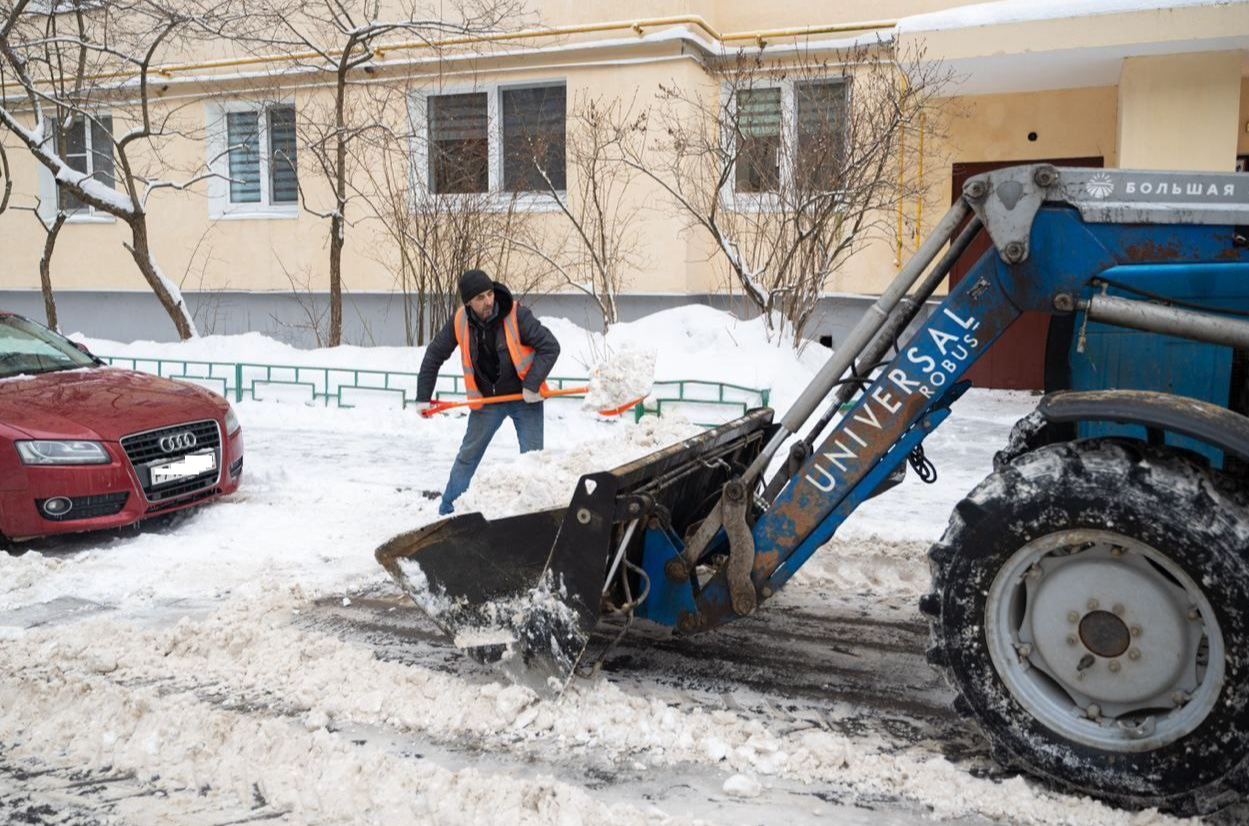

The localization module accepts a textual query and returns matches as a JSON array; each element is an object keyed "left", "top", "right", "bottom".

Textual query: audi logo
[{"left": 159, "top": 431, "right": 197, "bottom": 453}]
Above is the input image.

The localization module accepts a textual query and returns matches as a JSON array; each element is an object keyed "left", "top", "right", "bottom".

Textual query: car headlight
[
  {"left": 16, "top": 440, "right": 110, "bottom": 465},
  {"left": 224, "top": 405, "right": 241, "bottom": 436}
]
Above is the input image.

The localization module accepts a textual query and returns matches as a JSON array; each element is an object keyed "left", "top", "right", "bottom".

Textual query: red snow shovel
[{"left": 419, "top": 387, "right": 642, "bottom": 418}]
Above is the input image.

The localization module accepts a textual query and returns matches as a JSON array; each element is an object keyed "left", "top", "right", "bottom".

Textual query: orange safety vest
[{"left": 454, "top": 303, "right": 549, "bottom": 406}]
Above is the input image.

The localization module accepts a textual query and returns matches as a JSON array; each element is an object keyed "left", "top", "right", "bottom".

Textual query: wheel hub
[
  {"left": 986, "top": 530, "right": 1224, "bottom": 752},
  {"left": 1079, "top": 610, "right": 1130, "bottom": 658}
]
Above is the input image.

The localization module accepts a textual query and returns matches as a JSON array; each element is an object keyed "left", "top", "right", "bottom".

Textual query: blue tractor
[{"left": 378, "top": 165, "right": 1249, "bottom": 817}]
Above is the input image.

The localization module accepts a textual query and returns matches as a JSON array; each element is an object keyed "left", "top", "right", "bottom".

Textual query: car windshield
[{"left": 0, "top": 316, "right": 97, "bottom": 379}]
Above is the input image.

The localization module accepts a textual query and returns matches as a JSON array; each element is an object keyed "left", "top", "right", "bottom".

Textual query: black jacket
[{"left": 416, "top": 283, "right": 560, "bottom": 402}]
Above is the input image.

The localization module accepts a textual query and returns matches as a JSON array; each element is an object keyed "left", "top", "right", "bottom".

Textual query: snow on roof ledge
[{"left": 897, "top": 0, "right": 1243, "bottom": 34}]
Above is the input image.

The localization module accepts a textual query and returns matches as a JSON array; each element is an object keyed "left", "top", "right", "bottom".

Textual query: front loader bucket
[
  {"left": 376, "top": 408, "right": 775, "bottom": 694},
  {"left": 376, "top": 472, "right": 619, "bottom": 694}
]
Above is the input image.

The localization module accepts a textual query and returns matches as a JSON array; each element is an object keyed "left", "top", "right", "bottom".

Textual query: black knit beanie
[{"left": 459, "top": 269, "right": 493, "bottom": 304}]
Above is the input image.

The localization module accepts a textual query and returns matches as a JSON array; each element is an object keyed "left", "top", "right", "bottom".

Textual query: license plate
[{"left": 150, "top": 450, "right": 217, "bottom": 485}]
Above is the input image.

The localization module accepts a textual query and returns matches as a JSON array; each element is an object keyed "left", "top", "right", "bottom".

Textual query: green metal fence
[
  {"left": 636, "top": 380, "right": 769, "bottom": 427},
  {"left": 99, "top": 354, "right": 769, "bottom": 427}
]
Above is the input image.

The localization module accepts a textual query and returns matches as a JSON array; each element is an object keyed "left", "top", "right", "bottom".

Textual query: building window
[
  {"left": 206, "top": 101, "right": 298, "bottom": 218},
  {"left": 795, "top": 80, "right": 848, "bottom": 192},
  {"left": 731, "top": 78, "right": 849, "bottom": 199},
  {"left": 56, "top": 115, "right": 115, "bottom": 213},
  {"left": 502, "top": 85, "right": 566, "bottom": 192},
  {"left": 428, "top": 92, "right": 489, "bottom": 194},
  {"left": 416, "top": 81, "right": 566, "bottom": 203},
  {"left": 224, "top": 105, "right": 298, "bottom": 206},
  {"left": 735, "top": 88, "right": 781, "bottom": 194}
]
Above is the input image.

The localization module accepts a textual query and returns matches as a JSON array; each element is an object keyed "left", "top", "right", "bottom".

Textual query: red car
[{"left": 0, "top": 312, "right": 243, "bottom": 543}]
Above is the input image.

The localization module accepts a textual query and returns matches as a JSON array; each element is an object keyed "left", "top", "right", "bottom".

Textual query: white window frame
[
  {"left": 37, "top": 110, "right": 117, "bottom": 224},
  {"left": 720, "top": 75, "right": 850, "bottom": 214},
  {"left": 204, "top": 99, "right": 299, "bottom": 220},
  {"left": 409, "top": 79, "right": 566, "bottom": 213}
]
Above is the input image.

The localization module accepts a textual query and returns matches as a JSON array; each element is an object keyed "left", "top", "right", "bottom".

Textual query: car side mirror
[{"left": 73, "top": 342, "right": 92, "bottom": 356}]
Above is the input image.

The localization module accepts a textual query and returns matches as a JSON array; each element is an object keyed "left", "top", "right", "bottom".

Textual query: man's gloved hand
[
  {"left": 522, "top": 388, "right": 543, "bottom": 404},
  {"left": 417, "top": 400, "right": 434, "bottom": 417}
]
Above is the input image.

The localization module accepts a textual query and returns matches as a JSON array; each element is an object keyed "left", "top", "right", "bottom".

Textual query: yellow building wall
[
  {"left": 1, "top": 2, "right": 1246, "bottom": 307},
  {"left": 0, "top": 51, "right": 721, "bottom": 297},
  {"left": 1117, "top": 51, "right": 1243, "bottom": 172}
]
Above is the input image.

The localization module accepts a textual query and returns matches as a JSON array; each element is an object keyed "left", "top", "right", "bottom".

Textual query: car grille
[
  {"left": 120, "top": 419, "right": 221, "bottom": 502},
  {"left": 146, "top": 487, "right": 221, "bottom": 514},
  {"left": 37, "top": 492, "right": 129, "bottom": 522}
]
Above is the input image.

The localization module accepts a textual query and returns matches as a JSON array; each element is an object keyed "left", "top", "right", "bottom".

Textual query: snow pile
[
  {"left": 0, "top": 551, "right": 67, "bottom": 599},
  {"left": 0, "top": 641, "right": 695, "bottom": 825},
  {"left": 455, "top": 415, "right": 701, "bottom": 519},
  {"left": 583, "top": 349, "right": 656, "bottom": 411},
  {"left": 544, "top": 305, "right": 827, "bottom": 413},
  {"left": 76, "top": 304, "right": 827, "bottom": 416},
  {"left": 792, "top": 536, "right": 931, "bottom": 597},
  {"left": 0, "top": 598, "right": 1197, "bottom": 826},
  {"left": 722, "top": 774, "right": 763, "bottom": 798},
  {"left": 75, "top": 330, "right": 426, "bottom": 376}
]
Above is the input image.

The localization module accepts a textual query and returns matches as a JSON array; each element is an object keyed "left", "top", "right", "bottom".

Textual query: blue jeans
[{"left": 439, "top": 400, "right": 544, "bottom": 515}]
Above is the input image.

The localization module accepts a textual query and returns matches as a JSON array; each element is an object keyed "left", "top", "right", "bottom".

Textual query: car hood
[{"left": 0, "top": 367, "right": 225, "bottom": 441}]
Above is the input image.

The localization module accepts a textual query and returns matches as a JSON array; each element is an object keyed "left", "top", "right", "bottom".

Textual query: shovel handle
[
  {"left": 419, "top": 387, "right": 643, "bottom": 418},
  {"left": 420, "top": 386, "right": 597, "bottom": 418}
]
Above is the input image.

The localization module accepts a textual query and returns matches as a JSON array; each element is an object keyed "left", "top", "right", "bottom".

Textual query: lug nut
[
  {"left": 1068, "top": 611, "right": 1080, "bottom": 624},
  {"left": 1108, "top": 660, "right": 1122, "bottom": 673},
  {"left": 1087, "top": 704, "right": 1102, "bottom": 720},
  {"left": 1066, "top": 635, "right": 1078, "bottom": 646},
  {"left": 1017, "top": 644, "right": 1033, "bottom": 657},
  {"left": 1187, "top": 608, "right": 1200, "bottom": 621},
  {"left": 1112, "top": 603, "right": 1125, "bottom": 616},
  {"left": 1172, "top": 692, "right": 1190, "bottom": 706},
  {"left": 1128, "top": 648, "right": 1141, "bottom": 661},
  {"left": 1131, "top": 625, "right": 1142, "bottom": 637},
  {"left": 1087, "top": 599, "right": 1100, "bottom": 611}
]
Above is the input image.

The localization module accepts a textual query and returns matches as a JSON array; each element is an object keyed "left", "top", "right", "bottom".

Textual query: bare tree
[
  {"left": 507, "top": 92, "right": 647, "bottom": 331},
  {"left": 0, "top": 0, "right": 247, "bottom": 339},
  {"left": 270, "top": 256, "right": 331, "bottom": 347},
  {"left": 0, "top": 135, "right": 11, "bottom": 215},
  {"left": 620, "top": 42, "right": 949, "bottom": 342},
  {"left": 234, "top": 0, "right": 524, "bottom": 347},
  {"left": 25, "top": 204, "right": 66, "bottom": 329},
  {"left": 346, "top": 76, "right": 552, "bottom": 346},
  {"left": 1, "top": 0, "right": 94, "bottom": 329}
]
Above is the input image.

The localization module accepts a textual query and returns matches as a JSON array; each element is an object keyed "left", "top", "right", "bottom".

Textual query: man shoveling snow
[
  {"left": 415, "top": 269, "right": 655, "bottom": 516},
  {"left": 415, "top": 270, "right": 561, "bottom": 515}
]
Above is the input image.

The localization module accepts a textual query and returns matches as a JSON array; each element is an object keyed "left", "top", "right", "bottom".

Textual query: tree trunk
[
  {"left": 125, "top": 217, "right": 197, "bottom": 339},
  {"left": 329, "top": 213, "right": 343, "bottom": 345},
  {"left": 39, "top": 211, "right": 66, "bottom": 331},
  {"left": 327, "top": 61, "right": 349, "bottom": 348}
]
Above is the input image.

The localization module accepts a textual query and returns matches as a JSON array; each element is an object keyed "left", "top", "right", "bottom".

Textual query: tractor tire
[{"left": 922, "top": 438, "right": 1249, "bottom": 816}]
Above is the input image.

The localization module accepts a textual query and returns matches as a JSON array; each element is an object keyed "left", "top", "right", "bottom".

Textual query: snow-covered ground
[{"left": 0, "top": 308, "right": 1202, "bottom": 825}]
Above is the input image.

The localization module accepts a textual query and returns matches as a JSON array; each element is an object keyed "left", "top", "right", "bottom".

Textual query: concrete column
[{"left": 1116, "top": 50, "right": 1243, "bottom": 171}]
